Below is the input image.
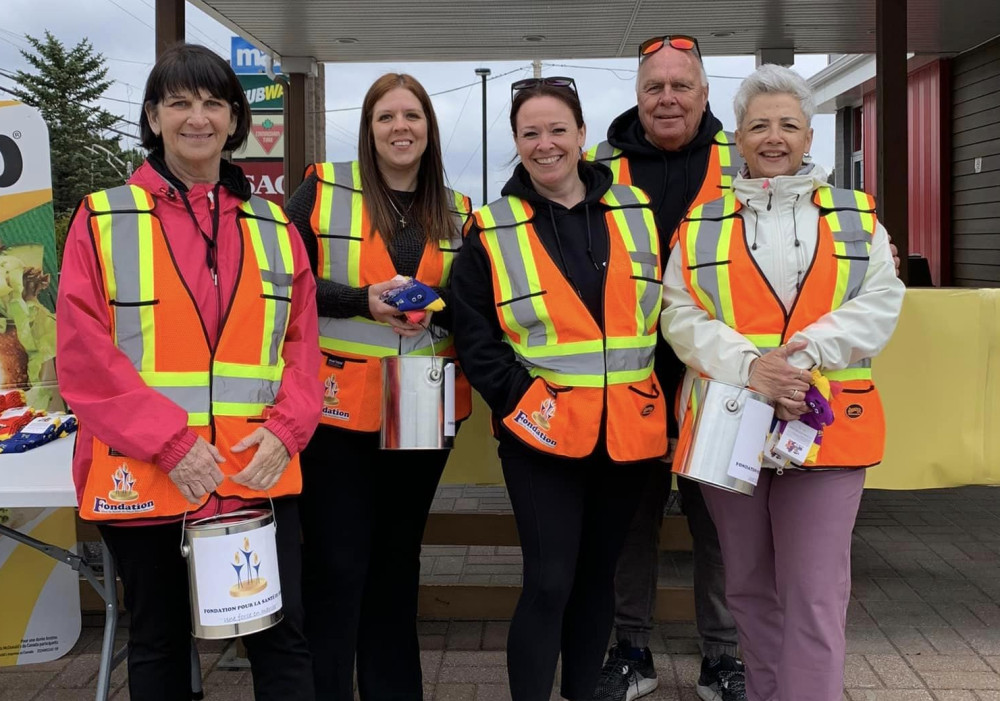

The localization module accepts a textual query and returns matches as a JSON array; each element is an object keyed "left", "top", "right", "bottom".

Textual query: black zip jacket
[
  {"left": 603, "top": 104, "right": 727, "bottom": 436},
  {"left": 451, "top": 161, "right": 619, "bottom": 422}
]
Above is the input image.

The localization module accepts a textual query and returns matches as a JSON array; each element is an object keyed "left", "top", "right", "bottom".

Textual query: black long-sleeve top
[
  {"left": 451, "top": 162, "right": 617, "bottom": 421},
  {"left": 284, "top": 172, "right": 453, "bottom": 329}
]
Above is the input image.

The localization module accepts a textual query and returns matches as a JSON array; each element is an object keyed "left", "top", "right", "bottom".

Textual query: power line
[
  {"left": 312, "top": 65, "right": 530, "bottom": 115},
  {"left": 443, "top": 84, "right": 475, "bottom": 158},
  {"left": 454, "top": 66, "right": 529, "bottom": 184},
  {"left": 103, "top": 0, "right": 153, "bottom": 30}
]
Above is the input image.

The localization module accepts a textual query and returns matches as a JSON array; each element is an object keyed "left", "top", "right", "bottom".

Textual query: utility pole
[
  {"left": 532, "top": 59, "right": 542, "bottom": 78},
  {"left": 474, "top": 67, "right": 491, "bottom": 205}
]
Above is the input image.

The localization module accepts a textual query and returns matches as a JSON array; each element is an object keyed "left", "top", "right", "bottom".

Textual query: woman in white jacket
[{"left": 661, "top": 64, "right": 905, "bottom": 701}]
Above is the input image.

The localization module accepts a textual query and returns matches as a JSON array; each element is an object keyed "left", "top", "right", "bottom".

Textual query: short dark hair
[
  {"left": 139, "top": 43, "right": 252, "bottom": 152},
  {"left": 509, "top": 83, "right": 585, "bottom": 134}
]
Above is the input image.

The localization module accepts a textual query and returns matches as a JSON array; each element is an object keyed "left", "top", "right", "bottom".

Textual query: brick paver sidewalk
[{"left": 3, "top": 486, "right": 1000, "bottom": 700}]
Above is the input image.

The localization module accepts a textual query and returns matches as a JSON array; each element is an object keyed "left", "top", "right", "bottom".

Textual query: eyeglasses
[
  {"left": 638, "top": 35, "right": 702, "bottom": 63},
  {"left": 510, "top": 76, "right": 578, "bottom": 101}
]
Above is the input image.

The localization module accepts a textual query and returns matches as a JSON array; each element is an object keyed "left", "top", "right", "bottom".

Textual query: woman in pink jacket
[{"left": 57, "top": 44, "right": 322, "bottom": 700}]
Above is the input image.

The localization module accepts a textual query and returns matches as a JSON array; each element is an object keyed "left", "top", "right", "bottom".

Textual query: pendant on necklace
[{"left": 398, "top": 216, "right": 407, "bottom": 227}]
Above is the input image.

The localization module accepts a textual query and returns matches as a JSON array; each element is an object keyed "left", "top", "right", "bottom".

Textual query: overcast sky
[{"left": 1, "top": 0, "right": 835, "bottom": 207}]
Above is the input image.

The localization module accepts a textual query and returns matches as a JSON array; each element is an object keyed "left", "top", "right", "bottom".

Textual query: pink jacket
[{"left": 57, "top": 160, "right": 322, "bottom": 521}]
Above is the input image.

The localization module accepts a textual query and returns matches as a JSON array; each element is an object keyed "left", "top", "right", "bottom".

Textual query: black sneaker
[
  {"left": 592, "top": 642, "right": 658, "bottom": 701},
  {"left": 696, "top": 654, "right": 747, "bottom": 701}
]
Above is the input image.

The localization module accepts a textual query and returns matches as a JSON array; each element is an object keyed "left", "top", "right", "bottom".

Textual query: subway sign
[{"left": 239, "top": 75, "right": 284, "bottom": 111}]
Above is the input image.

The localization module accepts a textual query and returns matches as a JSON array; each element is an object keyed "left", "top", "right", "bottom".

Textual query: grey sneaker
[
  {"left": 696, "top": 654, "right": 747, "bottom": 701},
  {"left": 592, "top": 642, "right": 658, "bottom": 701}
]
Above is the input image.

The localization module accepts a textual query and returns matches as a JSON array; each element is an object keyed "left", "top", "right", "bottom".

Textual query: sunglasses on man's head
[
  {"left": 638, "top": 35, "right": 702, "bottom": 62},
  {"left": 510, "top": 76, "right": 578, "bottom": 101}
]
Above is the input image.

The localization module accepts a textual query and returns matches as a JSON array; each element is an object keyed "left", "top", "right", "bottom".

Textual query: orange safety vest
[
  {"left": 306, "top": 161, "right": 473, "bottom": 432},
  {"left": 474, "top": 185, "right": 667, "bottom": 462},
  {"left": 78, "top": 185, "right": 302, "bottom": 521},
  {"left": 674, "top": 186, "right": 886, "bottom": 469},
  {"left": 584, "top": 130, "right": 742, "bottom": 247}
]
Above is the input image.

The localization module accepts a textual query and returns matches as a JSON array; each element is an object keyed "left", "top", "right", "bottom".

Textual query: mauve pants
[{"left": 700, "top": 467, "right": 866, "bottom": 701}]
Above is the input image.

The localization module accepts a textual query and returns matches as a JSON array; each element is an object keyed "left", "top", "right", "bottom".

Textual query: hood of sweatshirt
[{"left": 500, "top": 160, "right": 613, "bottom": 207}]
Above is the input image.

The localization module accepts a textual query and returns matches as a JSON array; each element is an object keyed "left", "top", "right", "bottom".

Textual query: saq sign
[{"left": 231, "top": 36, "right": 281, "bottom": 75}]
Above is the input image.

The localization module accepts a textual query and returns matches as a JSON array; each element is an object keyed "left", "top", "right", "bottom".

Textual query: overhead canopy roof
[{"left": 191, "top": 0, "right": 1000, "bottom": 62}]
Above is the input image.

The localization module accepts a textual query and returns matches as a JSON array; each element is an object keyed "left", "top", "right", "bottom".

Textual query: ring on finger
[{"left": 790, "top": 389, "right": 799, "bottom": 400}]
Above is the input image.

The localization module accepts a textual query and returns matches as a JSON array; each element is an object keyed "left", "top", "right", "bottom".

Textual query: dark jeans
[
  {"left": 613, "top": 465, "right": 738, "bottom": 658},
  {"left": 99, "top": 497, "right": 313, "bottom": 701},
  {"left": 500, "top": 438, "right": 652, "bottom": 701},
  {"left": 299, "top": 426, "right": 447, "bottom": 701}
]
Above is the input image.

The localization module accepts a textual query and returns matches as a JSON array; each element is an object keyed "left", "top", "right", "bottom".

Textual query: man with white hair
[{"left": 586, "top": 34, "right": 747, "bottom": 701}]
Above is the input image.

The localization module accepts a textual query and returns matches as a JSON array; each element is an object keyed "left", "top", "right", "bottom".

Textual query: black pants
[
  {"left": 500, "top": 438, "right": 653, "bottom": 701},
  {"left": 99, "top": 497, "right": 314, "bottom": 701},
  {"left": 299, "top": 426, "right": 447, "bottom": 700}
]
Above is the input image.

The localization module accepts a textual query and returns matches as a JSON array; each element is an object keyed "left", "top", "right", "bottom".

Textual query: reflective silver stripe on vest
[
  {"left": 98, "top": 186, "right": 155, "bottom": 371},
  {"left": 152, "top": 385, "right": 211, "bottom": 417},
  {"left": 817, "top": 187, "right": 876, "bottom": 212},
  {"left": 717, "top": 131, "right": 744, "bottom": 184},
  {"left": 685, "top": 196, "right": 739, "bottom": 320},
  {"left": 609, "top": 196, "right": 661, "bottom": 324},
  {"left": 212, "top": 374, "right": 280, "bottom": 407},
  {"left": 483, "top": 190, "right": 658, "bottom": 381},
  {"left": 589, "top": 141, "right": 620, "bottom": 163},
  {"left": 240, "top": 196, "right": 294, "bottom": 366},
  {"left": 481, "top": 198, "right": 552, "bottom": 348},
  {"left": 607, "top": 345, "right": 656, "bottom": 373}
]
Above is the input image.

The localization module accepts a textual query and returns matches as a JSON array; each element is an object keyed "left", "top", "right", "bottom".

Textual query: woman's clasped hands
[{"left": 748, "top": 340, "right": 813, "bottom": 422}]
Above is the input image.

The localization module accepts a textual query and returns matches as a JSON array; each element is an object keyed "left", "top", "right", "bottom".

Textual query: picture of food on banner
[{"left": 0, "top": 101, "right": 60, "bottom": 412}]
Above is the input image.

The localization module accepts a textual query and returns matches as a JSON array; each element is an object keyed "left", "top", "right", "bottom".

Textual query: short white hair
[
  {"left": 733, "top": 64, "right": 815, "bottom": 127},
  {"left": 636, "top": 48, "right": 709, "bottom": 90}
]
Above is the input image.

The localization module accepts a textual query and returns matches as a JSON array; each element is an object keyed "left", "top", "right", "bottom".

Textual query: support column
[
  {"left": 756, "top": 48, "right": 794, "bottom": 67},
  {"left": 155, "top": 0, "right": 184, "bottom": 59},
  {"left": 281, "top": 57, "right": 318, "bottom": 200},
  {"left": 876, "top": 0, "right": 909, "bottom": 282}
]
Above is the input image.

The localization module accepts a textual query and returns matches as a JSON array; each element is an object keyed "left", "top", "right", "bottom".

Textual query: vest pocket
[
  {"left": 497, "top": 290, "right": 547, "bottom": 307},
  {"left": 606, "top": 376, "right": 667, "bottom": 461},
  {"left": 81, "top": 435, "right": 199, "bottom": 520},
  {"left": 500, "top": 377, "right": 598, "bottom": 458},
  {"left": 811, "top": 382, "right": 885, "bottom": 468},
  {"left": 318, "top": 351, "right": 381, "bottom": 431}
]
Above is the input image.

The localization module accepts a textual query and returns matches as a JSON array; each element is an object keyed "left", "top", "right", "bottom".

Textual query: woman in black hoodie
[{"left": 451, "top": 78, "right": 669, "bottom": 701}]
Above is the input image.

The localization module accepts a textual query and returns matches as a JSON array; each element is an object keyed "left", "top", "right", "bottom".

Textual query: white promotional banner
[
  {"left": 0, "top": 508, "right": 80, "bottom": 666},
  {"left": 190, "top": 522, "right": 282, "bottom": 628}
]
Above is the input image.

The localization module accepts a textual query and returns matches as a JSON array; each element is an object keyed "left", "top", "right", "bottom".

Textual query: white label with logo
[
  {"left": 772, "top": 420, "right": 819, "bottom": 466},
  {"left": 726, "top": 396, "right": 774, "bottom": 486},
  {"left": 190, "top": 522, "right": 282, "bottom": 628}
]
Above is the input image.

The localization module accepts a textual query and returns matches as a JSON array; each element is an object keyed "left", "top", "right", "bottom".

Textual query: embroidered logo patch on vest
[
  {"left": 846, "top": 404, "right": 864, "bottom": 419},
  {"left": 321, "top": 374, "right": 350, "bottom": 422},
  {"left": 323, "top": 375, "right": 340, "bottom": 407},
  {"left": 92, "top": 464, "right": 155, "bottom": 514},
  {"left": 514, "top": 397, "right": 557, "bottom": 448}
]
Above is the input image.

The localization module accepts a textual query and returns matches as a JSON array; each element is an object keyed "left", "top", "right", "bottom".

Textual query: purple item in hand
[{"left": 800, "top": 385, "right": 835, "bottom": 433}]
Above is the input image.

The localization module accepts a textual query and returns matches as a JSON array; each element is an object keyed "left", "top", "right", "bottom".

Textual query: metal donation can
[{"left": 180, "top": 509, "right": 282, "bottom": 639}]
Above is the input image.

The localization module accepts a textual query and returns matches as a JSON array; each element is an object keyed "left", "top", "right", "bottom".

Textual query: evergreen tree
[{"left": 10, "top": 31, "right": 130, "bottom": 215}]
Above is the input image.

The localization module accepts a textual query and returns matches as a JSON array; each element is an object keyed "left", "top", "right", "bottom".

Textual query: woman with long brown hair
[{"left": 285, "top": 73, "right": 472, "bottom": 700}]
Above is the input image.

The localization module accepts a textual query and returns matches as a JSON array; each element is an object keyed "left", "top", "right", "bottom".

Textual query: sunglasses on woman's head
[
  {"left": 510, "top": 76, "right": 578, "bottom": 101},
  {"left": 638, "top": 34, "right": 702, "bottom": 62}
]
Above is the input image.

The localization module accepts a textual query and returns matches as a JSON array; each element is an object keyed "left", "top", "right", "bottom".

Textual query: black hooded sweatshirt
[
  {"left": 602, "top": 104, "right": 727, "bottom": 436},
  {"left": 451, "top": 161, "right": 620, "bottom": 424}
]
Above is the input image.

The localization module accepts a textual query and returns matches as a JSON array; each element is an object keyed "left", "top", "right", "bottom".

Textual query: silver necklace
[{"left": 387, "top": 193, "right": 415, "bottom": 228}]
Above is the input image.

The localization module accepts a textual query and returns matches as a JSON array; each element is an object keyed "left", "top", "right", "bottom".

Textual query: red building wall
[{"left": 861, "top": 60, "right": 950, "bottom": 285}]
